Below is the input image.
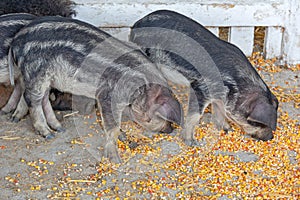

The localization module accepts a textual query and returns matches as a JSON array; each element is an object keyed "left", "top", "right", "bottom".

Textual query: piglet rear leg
[
  {"left": 25, "top": 89, "right": 55, "bottom": 139},
  {"left": 42, "top": 89, "right": 65, "bottom": 132},
  {"left": 0, "top": 81, "right": 22, "bottom": 115}
]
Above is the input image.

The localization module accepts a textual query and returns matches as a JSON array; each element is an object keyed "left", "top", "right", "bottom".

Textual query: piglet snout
[
  {"left": 252, "top": 129, "right": 274, "bottom": 141},
  {"left": 260, "top": 133, "right": 274, "bottom": 141}
]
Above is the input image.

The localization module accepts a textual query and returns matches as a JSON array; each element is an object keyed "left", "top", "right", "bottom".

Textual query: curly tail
[{"left": 0, "top": 0, "right": 76, "bottom": 17}]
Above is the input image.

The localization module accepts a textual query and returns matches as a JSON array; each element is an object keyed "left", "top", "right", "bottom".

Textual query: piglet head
[
  {"left": 130, "top": 83, "right": 183, "bottom": 133},
  {"left": 231, "top": 92, "right": 278, "bottom": 141}
]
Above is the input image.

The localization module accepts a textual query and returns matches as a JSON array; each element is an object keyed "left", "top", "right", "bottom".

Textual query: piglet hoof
[
  {"left": 117, "top": 132, "right": 139, "bottom": 149},
  {"left": 129, "top": 141, "right": 138, "bottom": 149},
  {"left": 56, "top": 127, "right": 66, "bottom": 133},
  {"left": 183, "top": 138, "right": 197, "bottom": 146},
  {"left": 118, "top": 132, "right": 127, "bottom": 142},
  {"left": 11, "top": 116, "right": 20, "bottom": 123},
  {"left": 180, "top": 131, "right": 196, "bottom": 146},
  {"left": 222, "top": 122, "right": 232, "bottom": 133},
  {"left": 104, "top": 144, "right": 122, "bottom": 163},
  {"left": 45, "top": 133, "right": 56, "bottom": 140},
  {"left": 223, "top": 127, "right": 233, "bottom": 134}
]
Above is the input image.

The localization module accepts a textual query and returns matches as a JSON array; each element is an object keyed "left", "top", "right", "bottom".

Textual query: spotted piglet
[{"left": 9, "top": 16, "right": 182, "bottom": 163}]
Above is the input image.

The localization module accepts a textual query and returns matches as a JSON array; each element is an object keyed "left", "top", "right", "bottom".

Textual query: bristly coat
[
  {"left": 9, "top": 16, "right": 182, "bottom": 163},
  {"left": 0, "top": 0, "right": 76, "bottom": 17},
  {"left": 0, "top": 0, "right": 95, "bottom": 117},
  {"left": 130, "top": 10, "right": 278, "bottom": 144}
]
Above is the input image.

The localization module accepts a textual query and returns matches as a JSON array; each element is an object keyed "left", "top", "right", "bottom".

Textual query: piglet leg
[
  {"left": 182, "top": 112, "right": 201, "bottom": 146},
  {"left": 181, "top": 88, "right": 202, "bottom": 146},
  {"left": 0, "top": 81, "right": 22, "bottom": 115},
  {"left": 104, "top": 127, "right": 122, "bottom": 163},
  {"left": 25, "top": 88, "right": 54, "bottom": 139},
  {"left": 42, "top": 89, "right": 65, "bottom": 132},
  {"left": 211, "top": 100, "right": 228, "bottom": 131},
  {"left": 96, "top": 91, "right": 123, "bottom": 163}
]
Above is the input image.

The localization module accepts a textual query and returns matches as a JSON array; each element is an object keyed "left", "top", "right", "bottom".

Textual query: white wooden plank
[
  {"left": 229, "top": 27, "right": 254, "bottom": 56},
  {"left": 72, "top": 0, "right": 300, "bottom": 64},
  {"left": 101, "top": 27, "right": 130, "bottom": 41},
  {"left": 75, "top": 0, "right": 285, "bottom": 4},
  {"left": 73, "top": 2, "right": 286, "bottom": 28},
  {"left": 207, "top": 27, "right": 219, "bottom": 37},
  {"left": 282, "top": 0, "right": 300, "bottom": 64},
  {"left": 264, "top": 27, "right": 283, "bottom": 59}
]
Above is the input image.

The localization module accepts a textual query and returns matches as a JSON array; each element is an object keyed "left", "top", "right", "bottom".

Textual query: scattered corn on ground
[{"left": 1, "top": 53, "right": 299, "bottom": 199}]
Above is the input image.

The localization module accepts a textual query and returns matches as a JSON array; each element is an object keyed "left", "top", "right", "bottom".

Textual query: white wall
[{"left": 73, "top": 0, "right": 300, "bottom": 64}]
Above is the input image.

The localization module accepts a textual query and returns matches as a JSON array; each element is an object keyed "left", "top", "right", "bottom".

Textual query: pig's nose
[{"left": 260, "top": 132, "right": 274, "bottom": 141}]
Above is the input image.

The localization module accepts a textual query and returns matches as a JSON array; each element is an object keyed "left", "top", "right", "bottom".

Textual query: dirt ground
[{"left": 0, "top": 61, "right": 299, "bottom": 199}]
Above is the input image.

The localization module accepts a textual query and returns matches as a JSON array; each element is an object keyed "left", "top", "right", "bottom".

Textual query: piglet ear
[
  {"left": 247, "top": 102, "right": 277, "bottom": 130},
  {"left": 155, "top": 95, "right": 183, "bottom": 126},
  {"left": 147, "top": 85, "right": 183, "bottom": 126}
]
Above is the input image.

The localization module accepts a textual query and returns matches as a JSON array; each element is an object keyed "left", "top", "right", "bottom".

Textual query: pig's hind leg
[
  {"left": 42, "top": 89, "right": 65, "bottom": 132},
  {"left": 0, "top": 80, "right": 22, "bottom": 115}
]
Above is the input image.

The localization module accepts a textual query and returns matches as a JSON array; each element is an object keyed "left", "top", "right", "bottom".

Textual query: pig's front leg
[
  {"left": 11, "top": 94, "right": 28, "bottom": 122},
  {"left": 182, "top": 95, "right": 227, "bottom": 146},
  {"left": 181, "top": 88, "right": 206, "bottom": 146},
  {"left": 182, "top": 112, "right": 201, "bottom": 146},
  {"left": 24, "top": 88, "right": 55, "bottom": 139},
  {"left": 104, "top": 127, "right": 122, "bottom": 163},
  {"left": 96, "top": 91, "right": 123, "bottom": 163},
  {"left": 181, "top": 88, "right": 202, "bottom": 146},
  {"left": 211, "top": 100, "right": 229, "bottom": 131}
]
